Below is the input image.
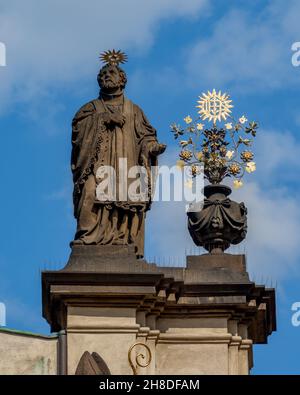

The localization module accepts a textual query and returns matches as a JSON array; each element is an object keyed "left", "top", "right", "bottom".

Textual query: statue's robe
[{"left": 71, "top": 96, "right": 158, "bottom": 257}]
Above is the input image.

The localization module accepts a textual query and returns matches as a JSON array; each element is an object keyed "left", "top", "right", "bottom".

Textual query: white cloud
[
  {"left": 185, "top": 0, "right": 300, "bottom": 91},
  {"left": 254, "top": 128, "right": 300, "bottom": 183},
  {"left": 0, "top": 0, "right": 208, "bottom": 113},
  {"left": 234, "top": 182, "right": 300, "bottom": 281}
]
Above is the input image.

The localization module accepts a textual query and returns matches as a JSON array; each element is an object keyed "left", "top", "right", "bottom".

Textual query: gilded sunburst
[
  {"left": 99, "top": 49, "right": 128, "bottom": 66},
  {"left": 197, "top": 89, "right": 233, "bottom": 124}
]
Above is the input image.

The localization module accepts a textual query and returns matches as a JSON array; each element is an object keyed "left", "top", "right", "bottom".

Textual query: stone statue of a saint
[{"left": 70, "top": 50, "right": 166, "bottom": 257}]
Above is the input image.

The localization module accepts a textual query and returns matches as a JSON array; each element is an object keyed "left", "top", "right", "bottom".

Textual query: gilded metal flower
[
  {"left": 228, "top": 163, "right": 241, "bottom": 176},
  {"left": 184, "top": 115, "right": 192, "bottom": 124},
  {"left": 233, "top": 179, "right": 243, "bottom": 189},
  {"left": 203, "top": 128, "right": 227, "bottom": 151},
  {"left": 176, "top": 160, "right": 185, "bottom": 170},
  {"left": 240, "top": 151, "right": 254, "bottom": 162},
  {"left": 179, "top": 150, "right": 193, "bottom": 161},
  {"left": 226, "top": 150, "right": 235, "bottom": 159},
  {"left": 171, "top": 89, "right": 258, "bottom": 187},
  {"left": 219, "top": 147, "right": 227, "bottom": 157},
  {"left": 196, "top": 152, "right": 203, "bottom": 161},
  {"left": 185, "top": 179, "right": 193, "bottom": 189},
  {"left": 239, "top": 115, "right": 248, "bottom": 124},
  {"left": 245, "top": 161, "right": 256, "bottom": 173},
  {"left": 191, "top": 164, "right": 201, "bottom": 177}
]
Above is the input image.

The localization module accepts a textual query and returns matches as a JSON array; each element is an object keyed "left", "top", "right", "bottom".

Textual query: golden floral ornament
[
  {"left": 170, "top": 89, "right": 258, "bottom": 187},
  {"left": 179, "top": 150, "right": 193, "bottom": 161},
  {"left": 241, "top": 151, "right": 254, "bottom": 162},
  {"left": 176, "top": 160, "right": 185, "bottom": 170},
  {"left": 219, "top": 147, "right": 227, "bottom": 157},
  {"left": 184, "top": 179, "right": 193, "bottom": 189},
  {"left": 226, "top": 150, "right": 235, "bottom": 160},
  {"left": 233, "top": 179, "right": 243, "bottom": 189},
  {"left": 245, "top": 161, "right": 256, "bottom": 173},
  {"left": 196, "top": 152, "right": 203, "bottom": 161},
  {"left": 191, "top": 164, "right": 201, "bottom": 176},
  {"left": 184, "top": 115, "right": 192, "bottom": 124},
  {"left": 239, "top": 115, "right": 248, "bottom": 124},
  {"left": 197, "top": 89, "right": 233, "bottom": 123},
  {"left": 228, "top": 163, "right": 241, "bottom": 176}
]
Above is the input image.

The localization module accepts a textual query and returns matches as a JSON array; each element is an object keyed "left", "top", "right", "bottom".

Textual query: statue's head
[{"left": 97, "top": 64, "right": 127, "bottom": 94}]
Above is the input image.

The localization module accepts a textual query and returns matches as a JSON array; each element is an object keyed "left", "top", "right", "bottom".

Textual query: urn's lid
[{"left": 204, "top": 184, "right": 232, "bottom": 198}]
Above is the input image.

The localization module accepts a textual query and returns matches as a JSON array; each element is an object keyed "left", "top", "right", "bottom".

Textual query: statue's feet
[{"left": 70, "top": 239, "right": 84, "bottom": 247}]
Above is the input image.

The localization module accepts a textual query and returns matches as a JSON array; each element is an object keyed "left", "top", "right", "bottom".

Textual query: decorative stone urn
[{"left": 187, "top": 184, "right": 247, "bottom": 254}]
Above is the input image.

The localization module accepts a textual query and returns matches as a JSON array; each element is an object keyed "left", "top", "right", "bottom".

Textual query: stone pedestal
[{"left": 42, "top": 246, "right": 276, "bottom": 375}]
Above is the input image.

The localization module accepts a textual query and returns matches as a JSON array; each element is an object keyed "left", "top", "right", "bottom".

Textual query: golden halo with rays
[
  {"left": 196, "top": 89, "right": 233, "bottom": 123},
  {"left": 99, "top": 50, "right": 128, "bottom": 66}
]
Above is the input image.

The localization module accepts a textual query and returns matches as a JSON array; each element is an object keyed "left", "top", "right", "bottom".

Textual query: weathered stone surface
[
  {"left": 40, "top": 248, "right": 276, "bottom": 375},
  {"left": 67, "top": 306, "right": 139, "bottom": 375},
  {"left": 0, "top": 249, "right": 275, "bottom": 375},
  {"left": 70, "top": 57, "right": 166, "bottom": 258},
  {"left": 75, "top": 351, "right": 111, "bottom": 375},
  {"left": 0, "top": 329, "right": 58, "bottom": 375},
  {"left": 64, "top": 245, "right": 156, "bottom": 273},
  {"left": 188, "top": 184, "right": 247, "bottom": 253}
]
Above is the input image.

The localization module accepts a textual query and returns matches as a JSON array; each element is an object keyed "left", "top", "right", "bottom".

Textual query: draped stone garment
[
  {"left": 71, "top": 96, "right": 158, "bottom": 257},
  {"left": 188, "top": 197, "right": 247, "bottom": 249}
]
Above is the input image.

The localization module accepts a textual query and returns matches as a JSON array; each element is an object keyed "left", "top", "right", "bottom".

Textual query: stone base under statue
[{"left": 39, "top": 245, "right": 276, "bottom": 375}]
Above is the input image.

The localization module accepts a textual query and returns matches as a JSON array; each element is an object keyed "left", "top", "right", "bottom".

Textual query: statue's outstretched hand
[{"left": 150, "top": 143, "right": 166, "bottom": 156}]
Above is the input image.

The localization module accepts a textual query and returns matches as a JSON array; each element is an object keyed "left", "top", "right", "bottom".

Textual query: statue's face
[{"left": 99, "top": 65, "right": 123, "bottom": 91}]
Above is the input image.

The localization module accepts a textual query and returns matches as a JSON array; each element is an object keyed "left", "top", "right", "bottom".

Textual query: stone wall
[{"left": 0, "top": 328, "right": 58, "bottom": 374}]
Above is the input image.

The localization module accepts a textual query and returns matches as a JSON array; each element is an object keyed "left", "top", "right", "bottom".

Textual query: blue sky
[{"left": 0, "top": 0, "right": 300, "bottom": 374}]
